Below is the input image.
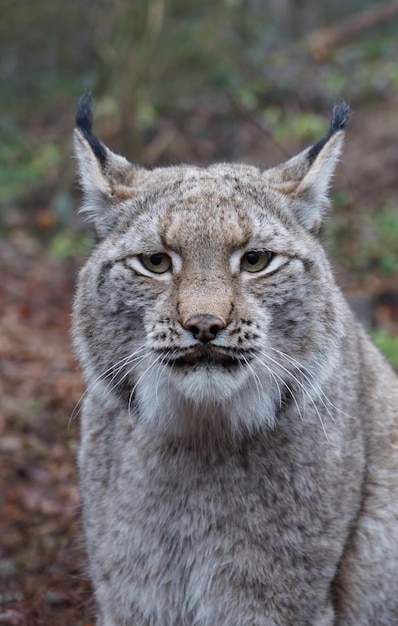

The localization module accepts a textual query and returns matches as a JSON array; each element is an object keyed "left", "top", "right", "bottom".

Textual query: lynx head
[{"left": 73, "top": 94, "right": 349, "bottom": 441}]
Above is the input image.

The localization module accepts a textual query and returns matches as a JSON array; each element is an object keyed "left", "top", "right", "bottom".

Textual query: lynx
[{"left": 73, "top": 93, "right": 398, "bottom": 625}]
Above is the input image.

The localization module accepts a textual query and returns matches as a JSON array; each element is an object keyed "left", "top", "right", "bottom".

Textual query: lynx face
[{"left": 73, "top": 96, "right": 348, "bottom": 439}]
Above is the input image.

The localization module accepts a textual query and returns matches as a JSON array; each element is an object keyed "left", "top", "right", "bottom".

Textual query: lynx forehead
[{"left": 73, "top": 94, "right": 398, "bottom": 626}]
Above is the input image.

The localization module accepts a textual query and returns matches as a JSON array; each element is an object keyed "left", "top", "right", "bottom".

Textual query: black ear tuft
[
  {"left": 75, "top": 92, "right": 107, "bottom": 168},
  {"left": 330, "top": 101, "right": 350, "bottom": 134},
  {"left": 307, "top": 101, "right": 350, "bottom": 165}
]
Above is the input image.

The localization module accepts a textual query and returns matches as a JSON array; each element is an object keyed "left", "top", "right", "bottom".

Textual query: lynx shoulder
[{"left": 73, "top": 94, "right": 398, "bottom": 625}]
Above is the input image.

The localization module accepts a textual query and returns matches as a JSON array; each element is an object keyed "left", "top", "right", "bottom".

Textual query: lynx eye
[
  {"left": 241, "top": 250, "right": 273, "bottom": 273},
  {"left": 139, "top": 253, "right": 172, "bottom": 274}
]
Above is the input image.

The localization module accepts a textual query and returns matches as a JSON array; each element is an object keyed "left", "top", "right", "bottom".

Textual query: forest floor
[
  {"left": 1, "top": 100, "right": 398, "bottom": 625},
  {"left": 0, "top": 242, "right": 91, "bottom": 625}
]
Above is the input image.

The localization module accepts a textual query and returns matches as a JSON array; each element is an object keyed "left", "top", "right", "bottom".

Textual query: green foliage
[
  {"left": 356, "top": 208, "right": 398, "bottom": 275},
  {"left": 372, "top": 331, "right": 398, "bottom": 369},
  {"left": 0, "top": 139, "right": 61, "bottom": 205},
  {"left": 0, "top": 0, "right": 398, "bottom": 302},
  {"left": 263, "top": 108, "right": 327, "bottom": 144},
  {"left": 326, "top": 204, "right": 398, "bottom": 277},
  {"left": 49, "top": 229, "right": 95, "bottom": 259}
]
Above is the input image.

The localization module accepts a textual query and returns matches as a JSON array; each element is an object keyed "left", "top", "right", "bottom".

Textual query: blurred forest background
[{"left": 1, "top": 0, "right": 398, "bottom": 624}]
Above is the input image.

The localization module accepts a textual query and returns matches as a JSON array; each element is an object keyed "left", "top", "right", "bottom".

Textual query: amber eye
[
  {"left": 241, "top": 250, "right": 273, "bottom": 273},
  {"left": 139, "top": 253, "right": 172, "bottom": 274}
]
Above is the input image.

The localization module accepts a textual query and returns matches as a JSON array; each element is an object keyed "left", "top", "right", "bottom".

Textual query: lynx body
[{"left": 73, "top": 95, "right": 398, "bottom": 625}]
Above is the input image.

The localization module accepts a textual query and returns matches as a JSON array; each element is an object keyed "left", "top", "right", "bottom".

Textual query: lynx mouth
[{"left": 164, "top": 346, "right": 247, "bottom": 369}]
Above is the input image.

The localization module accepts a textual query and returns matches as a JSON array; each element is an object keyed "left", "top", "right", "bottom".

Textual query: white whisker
[
  {"left": 127, "top": 352, "right": 166, "bottom": 425},
  {"left": 108, "top": 348, "right": 149, "bottom": 391},
  {"left": 69, "top": 345, "right": 147, "bottom": 427},
  {"left": 240, "top": 354, "right": 262, "bottom": 397},
  {"left": 166, "top": 350, "right": 178, "bottom": 397},
  {"left": 250, "top": 352, "right": 304, "bottom": 423},
  {"left": 270, "top": 347, "right": 353, "bottom": 422},
  {"left": 253, "top": 349, "right": 328, "bottom": 439}
]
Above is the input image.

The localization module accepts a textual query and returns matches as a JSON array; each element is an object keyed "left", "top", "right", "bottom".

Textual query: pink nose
[{"left": 183, "top": 314, "right": 226, "bottom": 344}]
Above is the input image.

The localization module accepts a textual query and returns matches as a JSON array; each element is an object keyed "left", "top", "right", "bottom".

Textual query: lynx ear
[
  {"left": 74, "top": 93, "right": 144, "bottom": 237},
  {"left": 266, "top": 103, "right": 350, "bottom": 233}
]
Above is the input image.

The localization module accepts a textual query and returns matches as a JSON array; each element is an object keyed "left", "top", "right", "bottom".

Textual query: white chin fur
[{"left": 135, "top": 360, "right": 278, "bottom": 438}]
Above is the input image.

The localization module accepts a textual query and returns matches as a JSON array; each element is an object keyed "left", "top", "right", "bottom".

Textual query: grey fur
[{"left": 73, "top": 102, "right": 398, "bottom": 625}]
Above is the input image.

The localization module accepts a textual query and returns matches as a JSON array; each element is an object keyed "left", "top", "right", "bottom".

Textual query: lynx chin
[{"left": 73, "top": 93, "right": 398, "bottom": 625}]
